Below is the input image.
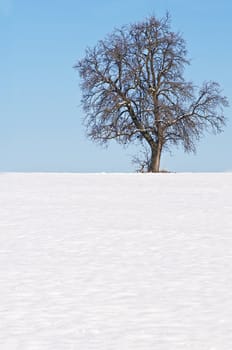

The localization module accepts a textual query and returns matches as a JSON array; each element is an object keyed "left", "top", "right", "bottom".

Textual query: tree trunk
[{"left": 149, "top": 143, "right": 162, "bottom": 172}]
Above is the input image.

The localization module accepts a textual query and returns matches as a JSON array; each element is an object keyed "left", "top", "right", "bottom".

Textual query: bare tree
[{"left": 75, "top": 14, "right": 228, "bottom": 172}]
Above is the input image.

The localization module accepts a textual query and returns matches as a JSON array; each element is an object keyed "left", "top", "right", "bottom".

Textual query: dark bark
[{"left": 149, "top": 142, "right": 162, "bottom": 172}]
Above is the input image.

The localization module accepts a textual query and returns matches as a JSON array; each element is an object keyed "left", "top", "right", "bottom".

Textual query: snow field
[{"left": 0, "top": 172, "right": 232, "bottom": 349}]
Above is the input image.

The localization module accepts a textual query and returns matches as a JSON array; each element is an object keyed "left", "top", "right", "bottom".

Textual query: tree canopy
[{"left": 75, "top": 14, "right": 228, "bottom": 172}]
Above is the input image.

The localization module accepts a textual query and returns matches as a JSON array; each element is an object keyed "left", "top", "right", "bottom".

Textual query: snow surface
[{"left": 0, "top": 172, "right": 232, "bottom": 350}]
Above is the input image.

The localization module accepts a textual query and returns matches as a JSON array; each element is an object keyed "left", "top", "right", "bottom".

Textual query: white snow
[{"left": 0, "top": 172, "right": 232, "bottom": 350}]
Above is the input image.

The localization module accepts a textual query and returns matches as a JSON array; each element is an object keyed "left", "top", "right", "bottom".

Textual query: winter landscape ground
[{"left": 0, "top": 172, "right": 232, "bottom": 350}]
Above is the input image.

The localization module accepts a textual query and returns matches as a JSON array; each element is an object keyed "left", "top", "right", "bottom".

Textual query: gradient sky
[{"left": 1, "top": 0, "right": 231, "bottom": 172}]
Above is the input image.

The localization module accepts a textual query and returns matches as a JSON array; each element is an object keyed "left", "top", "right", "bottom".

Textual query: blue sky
[{"left": 1, "top": 0, "right": 231, "bottom": 172}]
